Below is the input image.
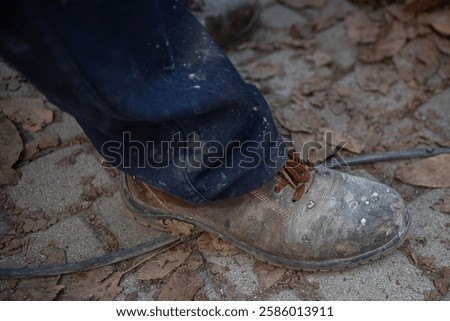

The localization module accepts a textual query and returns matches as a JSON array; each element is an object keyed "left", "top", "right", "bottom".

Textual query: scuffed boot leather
[
  {"left": 121, "top": 157, "right": 410, "bottom": 271},
  {"left": 188, "top": 0, "right": 261, "bottom": 47}
]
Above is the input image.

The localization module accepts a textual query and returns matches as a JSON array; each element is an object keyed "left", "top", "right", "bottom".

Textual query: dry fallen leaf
[
  {"left": 310, "top": 3, "right": 347, "bottom": 31},
  {"left": 434, "top": 268, "right": 450, "bottom": 295},
  {"left": 0, "top": 280, "right": 18, "bottom": 300},
  {"left": 432, "top": 34, "right": 450, "bottom": 56},
  {"left": 394, "top": 38, "right": 440, "bottom": 84},
  {"left": 395, "top": 155, "right": 450, "bottom": 188},
  {"left": 159, "top": 219, "right": 196, "bottom": 236},
  {"left": 355, "top": 63, "right": 398, "bottom": 94},
  {"left": 274, "top": 108, "right": 328, "bottom": 133},
  {"left": 136, "top": 246, "right": 191, "bottom": 280},
  {"left": 0, "top": 118, "right": 23, "bottom": 186},
  {"left": 23, "top": 132, "right": 59, "bottom": 160},
  {"left": 185, "top": 248, "right": 204, "bottom": 271},
  {"left": 158, "top": 266, "right": 204, "bottom": 300},
  {"left": 80, "top": 175, "right": 103, "bottom": 201},
  {"left": 385, "top": 4, "right": 414, "bottom": 23},
  {"left": 197, "top": 232, "right": 241, "bottom": 257},
  {"left": 0, "top": 97, "right": 53, "bottom": 132},
  {"left": 345, "top": 11, "right": 380, "bottom": 44},
  {"left": 327, "top": 130, "right": 364, "bottom": 154},
  {"left": 438, "top": 57, "right": 450, "bottom": 80},
  {"left": 298, "top": 76, "right": 332, "bottom": 95},
  {"left": 0, "top": 237, "right": 31, "bottom": 256},
  {"left": 405, "top": 24, "right": 433, "bottom": 40},
  {"left": 160, "top": 266, "right": 204, "bottom": 300},
  {"left": 359, "top": 21, "right": 407, "bottom": 63},
  {"left": 253, "top": 261, "right": 286, "bottom": 289},
  {"left": 21, "top": 211, "right": 58, "bottom": 233},
  {"left": 3, "top": 277, "right": 64, "bottom": 300},
  {"left": 404, "top": 0, "right": 443, "bottom": 13},
  {"left": 419, "top": 9, "right": 450, "bottom": 36},
  {"left": 307, "top": 90, "right": 328, "bottom": 108},
  {"left": 58, "top": 267, "right": 123, "bottom": 300},
  {"left": 40, "top": 245, "right": 67, "bottom": 266},
  {"left": 306, "top": 51, "right": 332, "bottom": 68},
  {"left": 431, "top": 197, "right": 450, "bottom": 214},
  {"left": 242, "top": 61, "right": 284, "bottom": 81}
]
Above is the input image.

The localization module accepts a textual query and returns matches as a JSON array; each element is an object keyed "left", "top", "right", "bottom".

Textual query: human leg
[{"left": 0, "top": 0, "right": 285, "bottom": 204}]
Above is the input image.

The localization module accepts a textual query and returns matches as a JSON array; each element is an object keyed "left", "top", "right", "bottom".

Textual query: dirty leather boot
[
  {"left": 187, "top": 0, "right": 261, "bottom": 46},
  {"left": 121, "top": 155, "right": 410, "bottom": 271}
]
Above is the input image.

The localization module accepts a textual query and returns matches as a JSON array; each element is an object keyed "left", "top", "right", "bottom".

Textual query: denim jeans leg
[{"left": 0, "top": 0, "right": 286, "bottom": 204}]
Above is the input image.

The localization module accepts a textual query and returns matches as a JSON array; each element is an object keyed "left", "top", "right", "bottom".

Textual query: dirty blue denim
[{"left": 0, "top": 0, "right": 286, "bottom": 204}]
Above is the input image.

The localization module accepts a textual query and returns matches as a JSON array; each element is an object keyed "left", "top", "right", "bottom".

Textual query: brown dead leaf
[
  {"left": 327, "top": 130, "right": 364, "bottom": 154},
  {"left": 434, "top": 278, "right": 449, "bottom": 295},
  {"left": 395, "top": 155, "right": 450, "bottom": 188},
  {"left": 21, "top": 211, "right": 58, "bottom": 233},
  {"left": 242, "top": 62, "right": 284, "bottom": 81},
  {"left": 158, "top": 266, "right": 204, "bottom": 300},
  {"left": 290, "top": 77, "right": 332, "bottom": 109},
  {"left": 80, "top": 175, "right": 103, "bottom": 201},
  {"left": 298, "top": 76, "right": 332, "bottom": 95},
  {"left": 419, "top": 9, "right": 450, "bottom": 36},
  {"left": 159, "top": 219, "right": 195, "bottom": 236},
  {"left": 405, "top": 24, "right": 433, "bottom": 40},
  {"left": 273, "top": 108, "right": 328, "bottom": 133},
  {"left": 322, "top": 84, "right": 353, "bottom": 115},
  {"left": 6, "top": 277, "right": 64, "bottom": 300},
  {"left": 432, "top": 34, "right": 450, "bottom": 55},
  {"left": 277, "top": 0, "right": 325, "bottom": 10},
  {"left": 332, "top": 84, "right": 351, "bottom": 97},
  {"left": 0, "top": 237, "right": 31, "bottom": 256},
  {"left": 0, "top": 118, "right": 23, "bottom": 185},
  {"left": 310, "top": 3, "right": 347, "bottom": 31},
  {"left": 385, "top": 4, "right": 415, "bottom": 23},
  {"left": 58, "top": 267, "right": 123, "bottom": 300},
  {"left": 197, "top": 232, "right": 241, "bottom": 257},
  {"left": 207, "top": 262, "right": 230, "bottom": 277},
  {"left": 0, "top": 97, "right": 53, "bottom": 132},
  {"left": 401, "top": 240, "right": 437, "bottom": 274},
  {"left": 432, "top": 197, "right": 450, "bottom": 214},
  {"left": 424, "top": 290, "right": 442, "bottom": 300},
  {"left": 434, "top": 267, "right": 450, "bottom": 295},
  {"left": 345, "top": 11, "right": 380, "bottom": 44},
  {"left": 359, "top": 21, "right": 407, "bottom": 63},
  {"left": 417, "top": 256, "right": 437, "bottom": 274},
  {"left": 307, "top": 90, "right": 328, "bottom": 108},
  {"left": 185, "top": 248, "right": 204, "bottom": 270},
  {"left": 23, "top": 132, "right": 59, "bottom": 160},
  {"left": 404, "top": 0, "right": 443, "bottom": 13},
  {"left": 0, "top": 280, "right": 18, "bottom": 300},
  {"left": 253, "top": 261, "right": 286, "bottom": 289},
  {"left": 439, "top": 57, "right": 450, "bottom": 79},
  {"left": 355, "top": 63, "right": 398, "bottom": 94},
  {"left": 40, "top": 245, "right": 67, "bottom": 266},
  {"left": 394, "top": 38, "right": 440, "bottom": 84},
  {"left": 306, "top": 51, "right": 332, "bottom": 68},
  {"left": 136, "top": 246, "right": 191, "bottom": 280}
]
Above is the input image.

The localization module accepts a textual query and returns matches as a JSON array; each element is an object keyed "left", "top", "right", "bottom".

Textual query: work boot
[
  {"left": 121, "top": 155, "right": 410, "bottom": 271},
  {"left": 187, "top": 0, "right": 261, "bottom": 47}
]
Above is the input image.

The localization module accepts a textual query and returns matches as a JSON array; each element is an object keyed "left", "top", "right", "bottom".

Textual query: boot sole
[{"left": 120, "top": 175, "right": 411, "bottom": 271}]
